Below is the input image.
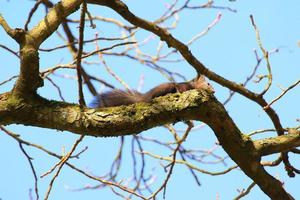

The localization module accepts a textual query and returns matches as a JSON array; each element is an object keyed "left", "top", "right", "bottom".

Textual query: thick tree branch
[
  {"left": 0, "top": 90, "right": 213, "bottom": 137},
  {"left": 255, "top": 129, "right": 300, "bottom": 156},
  {"left": 13, "top": 42, "right": 43, "bottom": 95}
]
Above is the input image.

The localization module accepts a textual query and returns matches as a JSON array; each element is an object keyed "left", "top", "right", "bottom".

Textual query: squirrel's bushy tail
[{"left": 91, "top": 90, "right": 144, "bottom": 108}]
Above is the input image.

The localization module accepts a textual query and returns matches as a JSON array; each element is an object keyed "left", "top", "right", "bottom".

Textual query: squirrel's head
[{"left": 191, "top": 75, "right": 215, "bottom": 93}]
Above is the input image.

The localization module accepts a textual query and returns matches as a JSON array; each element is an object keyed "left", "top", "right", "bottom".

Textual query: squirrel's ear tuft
[
  {"left": 198, "top": 75, "right": 205, "bottom": 80},
  {"left": 193, "top": 75, "right": 205, "bottom": 82}
]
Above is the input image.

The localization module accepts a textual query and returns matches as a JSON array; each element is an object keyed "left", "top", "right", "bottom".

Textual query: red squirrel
[{"left": 92, "top": 75, "right": 214, "bottom": 108}]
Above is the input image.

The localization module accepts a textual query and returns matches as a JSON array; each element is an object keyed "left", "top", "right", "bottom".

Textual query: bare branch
[
  {"left": 264, "top": 79, "right": 300, "bottom": 110},
  {"left": 250, "top": 15, "right": 272, "bottom": 96},
  {"left": 44, "top": 134, "right": 85, "bottom": 200},
  {"left": 142, "top": 151, "right": 238, "bottom": 176},
  {"left": 75, "top": 1, "right": 87, "bottom": 106},
  {"left": 234, "top": 182, "right": 256, "bottom": 200},
  {"left": 0, "top": 44, "right": 19, "bottom": 58}
]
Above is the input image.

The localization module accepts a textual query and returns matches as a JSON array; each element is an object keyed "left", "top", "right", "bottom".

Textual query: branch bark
[
  {"left": 255, "top": 129, "right": 300, "bottom": 156},
  {"left": 29, "top": 0, "right": 83, "bottom": 46},
  {"left": 0, "top": 90, "right": 213, "bottom": 136}
]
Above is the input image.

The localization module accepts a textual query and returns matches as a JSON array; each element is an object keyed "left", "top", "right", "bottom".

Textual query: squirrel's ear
[{"left": 195, "top": 75, "right": 205, "bottom": 82}]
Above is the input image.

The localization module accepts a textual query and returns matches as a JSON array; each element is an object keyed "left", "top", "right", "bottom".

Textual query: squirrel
[{"left": 91, "top": 75, "right": 214, "bottom": 108}]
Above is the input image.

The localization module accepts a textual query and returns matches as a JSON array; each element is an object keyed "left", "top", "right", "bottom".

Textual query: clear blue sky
[{"left": 0, "top": 1, "right": 299, "bottom": 200}]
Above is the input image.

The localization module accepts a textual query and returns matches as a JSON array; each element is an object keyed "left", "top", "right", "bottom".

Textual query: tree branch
[
  {"left": 29, "top": 0, "right": 83, "bottom": 46},
  {"left": 255, "top": 129, "right": 300, "bottom": 156},
  {"left": 0, "top": 90, "right": 213, "bottom": 137}
]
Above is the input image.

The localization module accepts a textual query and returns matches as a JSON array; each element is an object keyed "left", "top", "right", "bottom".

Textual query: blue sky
[{"left": 0, "top": 1, "right": 299, "bottom": 200}]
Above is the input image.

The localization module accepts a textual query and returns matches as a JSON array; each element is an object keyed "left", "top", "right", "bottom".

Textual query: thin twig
[
  {"left": 234, "top": 182, "right": 256, "bottom": 200},
  {"left": 187, "top": 12, "right": 222, "bottom": 45},
  {"left": 0, "top": 75, "right": 18, "bottom": 86},
  {"left": 44, "top": 134, "right": 85, "bottom": 200},
  {"left": 19, "top": 143, "right": 39, "bottom": 200},
  {"left": 0, "top": 126, "right": 39, "bottom": 200},
  {"left": 45, "top": 77, "right": 65, "bottom": 101},
  {"left": 264, "top": 79, "right": 300, "bottom": 109},
  {"left": 147, "top": 122, "right": 193, "bottom": 199},
  {"left": 24, "top": 0, "right": 43, "bottom": 31},
  {"left": 0, "top": 44, "right": 20, "bottom": 58},
  {"left": 39, "top": 32, "right": 136, "bottom": 52},
  {"left": 94, "top": 35, "right": 132, "bottom": 90},
  {"left": 250, "top": 15, "right": 272, "bottom": 96}
]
